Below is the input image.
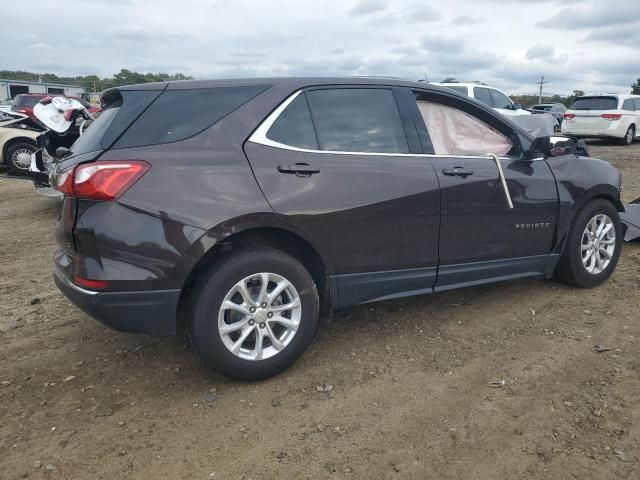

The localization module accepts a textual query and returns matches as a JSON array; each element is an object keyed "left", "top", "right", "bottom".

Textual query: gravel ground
[{"left": 1, "top": 141, "right": 639, "bottom": 480}]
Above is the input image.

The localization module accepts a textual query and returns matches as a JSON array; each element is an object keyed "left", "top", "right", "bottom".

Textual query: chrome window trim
[{"left": 248, "top": 89, "right": 512, "bottom": 161}]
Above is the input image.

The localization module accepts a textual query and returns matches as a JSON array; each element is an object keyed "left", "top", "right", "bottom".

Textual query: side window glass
[
  {"left": 266, "top": 94, "right": 318, "bottom": 149},
  {"left": 634, "top": 99, "right": 640, "bottom": 110},
  {"left": 115, "top": 85, "right": 268, "bottom": 148},
  {"left": 489, "top": 89, "right": 513, "bottom": 109},
  {"left": 306, "top": 88, "right": 409, "bottom": 153},
  {"left": 622, "top": 99, "right": 634, "bottom": 111},
  {"left": 473, "top": 87, "right": 493, "bottom": 107},
  {"left": 416, "top": 100, "right": 513, "bottom": 157}
]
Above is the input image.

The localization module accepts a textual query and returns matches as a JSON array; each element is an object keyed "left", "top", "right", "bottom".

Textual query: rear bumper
[{"left": 54, "top": 269, "right": 180, "bottom": 335}]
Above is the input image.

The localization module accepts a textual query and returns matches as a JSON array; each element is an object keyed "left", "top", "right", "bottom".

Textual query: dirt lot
[{"left": 1, "top": 142, "right": 639, "bottom": 480}]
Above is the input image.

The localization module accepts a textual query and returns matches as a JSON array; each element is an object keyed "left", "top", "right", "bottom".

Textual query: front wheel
[
  {"left": 188, "top": 248, "right": 319, "bottom": 380},
  {"left": 555, "top": 199, "right": 622, "bottom": 287}
]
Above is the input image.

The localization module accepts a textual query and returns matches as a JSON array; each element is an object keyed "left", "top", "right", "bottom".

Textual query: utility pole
[{"left": 537, "top": 76, "right": 548, "bottom": 103}]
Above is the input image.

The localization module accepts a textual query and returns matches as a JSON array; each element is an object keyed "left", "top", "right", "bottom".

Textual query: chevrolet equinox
[{"left": 50, "top": 78, "right": 624, "bottom": 380}]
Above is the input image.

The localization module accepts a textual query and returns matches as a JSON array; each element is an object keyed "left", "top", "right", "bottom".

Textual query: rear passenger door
[{"left": 244, "top": 86, "right": 441, "bottom": 307}]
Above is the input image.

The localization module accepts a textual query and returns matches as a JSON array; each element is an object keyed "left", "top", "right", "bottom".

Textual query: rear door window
[
  {"left": 473, "top": 87, "right": 493, "bottom": 107},
  {"left": 115, "top": 85, "right": 269, "bottom": 148},
  {"left": 570, "top": 96, "right": 618, "bottom": 110},
  {"left": 266, "top": 94, "right": 318, "bottom": 149},
  {"left": 489, "top": 89, "right": 512, "bottom": 109},
  {"left": 306, "top": 88, "right": 409, "bottom": 153}
]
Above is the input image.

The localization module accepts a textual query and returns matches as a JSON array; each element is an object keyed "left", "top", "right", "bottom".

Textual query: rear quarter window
[
  {"left": 622, "top": 99, "right": 635, "bottom": 111},
  {"left": 570, "top": 96, "right": 618, "bottom": 110},
  {"left": 114, "top": 85, "right": 269, "bottom": 149},
  {"left": 444, "top": 85, "right": 469, "bottom": 96},
  {"left": 71, "top": 90, "right": 162, "bottom": 156}
]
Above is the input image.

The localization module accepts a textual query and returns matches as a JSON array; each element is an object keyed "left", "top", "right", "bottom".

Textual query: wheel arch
[{"left": 176, "top": 224, "right": 335, "bottom": 334}]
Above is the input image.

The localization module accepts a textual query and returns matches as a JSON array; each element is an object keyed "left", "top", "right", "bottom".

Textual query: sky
[{"left": 1, "top": 0, "right": 639, "bottom": 95}]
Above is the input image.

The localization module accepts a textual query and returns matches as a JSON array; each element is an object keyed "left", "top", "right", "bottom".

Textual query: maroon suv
[{"left": 49, "top": 78, "right": 623, "bottom": 380}]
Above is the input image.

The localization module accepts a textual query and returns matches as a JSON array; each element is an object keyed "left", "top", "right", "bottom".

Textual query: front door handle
[
  {"left": 442, "top": 167, "right": 473, "bottom": 178},
  {"left": 278, "top": 163, "right": 320, "bottom": 176}
]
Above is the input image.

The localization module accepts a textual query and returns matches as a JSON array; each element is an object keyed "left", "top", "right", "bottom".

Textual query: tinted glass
[
  {"left": 115, "top": 85, "right": 268, "bottom": 148},
  {"left": 635, "top": 99, "right": 640, "bottom": 110},
  {"left": 71, "top": 90, "right": 161, "bottom": 156},
  {"left": 489, "top": 89, "right": 512, "bottom": 109},
  {"left": 473, "top": 87, "right": 493, "bottom": 107},
  {"left": 267, "top": 94, "right": 318, "bottom": 149},
  {"left": 533, "top": 105, "right": 552, "bottom": 111},
  {"left": 622, "top": 99, "right": 634, "bottom": 111},
  {"left": 570, "top": 96, "right": 618, "bottom": 110},
  {"left": 16, "top": 95, "right": 41, "bottom": 107},
  {"left": 444, "top": 85, "right": 469, "bottom": 95},
  {"left": 306, "top": 88, "right": 408, "bottom": 153}
]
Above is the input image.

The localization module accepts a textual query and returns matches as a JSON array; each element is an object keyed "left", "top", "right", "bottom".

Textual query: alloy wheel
[
  {"left": 217, "top": 272, "right": 302, "bottom": 361},
  {"left": 581, "top": 213, "right": 616, "bottom": 275}
]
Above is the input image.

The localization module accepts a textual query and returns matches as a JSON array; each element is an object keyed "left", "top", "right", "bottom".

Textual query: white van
[
  {"left": 430, "top": 81, "right": 531, "bottom": 117},
  {"left": 561, "top": 94, "right": 640, "bottom": 145}
]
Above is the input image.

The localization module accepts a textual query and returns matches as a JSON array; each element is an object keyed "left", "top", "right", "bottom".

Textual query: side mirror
[
  {"left": 513, "top": 103, "right": 523, "bottom": 110},
  {"left": 525, "top": 136, "right": 552, "bottom": 159}
]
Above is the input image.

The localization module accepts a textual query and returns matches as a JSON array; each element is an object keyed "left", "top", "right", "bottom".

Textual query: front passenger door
[{"left": 408, "top": 90, "right": 559, "bottom": 290}]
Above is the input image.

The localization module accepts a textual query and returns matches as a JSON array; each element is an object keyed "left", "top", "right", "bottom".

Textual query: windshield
[{"left": 570, "top": 96, "right": 618, "bottom": 110}]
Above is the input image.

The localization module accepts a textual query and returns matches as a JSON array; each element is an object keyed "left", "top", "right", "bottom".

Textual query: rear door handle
[
  {"left": 278, "top": 163, "right": 320, "bottom": 176},
  {"left": 442, "top": 167, "right": 473, "bottom": 178}
]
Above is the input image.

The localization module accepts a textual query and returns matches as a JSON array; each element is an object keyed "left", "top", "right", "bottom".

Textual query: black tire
[
  {"left": 554, "top": 199, "right": 622, "bottom": 288},
  {"left": 621, "top": 125, "right": 635, "bottom": 145},
  {"left": 5, "top": 142, "right": 36, "bottom": 171},
  {"left": 188, "top": 247, "right": 319, "bottom": 380}
]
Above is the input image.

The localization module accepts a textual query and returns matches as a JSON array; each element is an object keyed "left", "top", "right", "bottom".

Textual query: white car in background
[
  {"left": 430, "top": 81, "right": 531, "bottom": 116},
  {"left": 562, "top": 94, "right": 640, "bottom": 145}
]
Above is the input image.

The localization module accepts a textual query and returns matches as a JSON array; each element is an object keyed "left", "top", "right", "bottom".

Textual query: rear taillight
[
  {"left": 54, "top": 160, "right": 150, "bottom": 201},
  {"left": 73, "top": 276, "right": 108, "bottom": 290},
  {"left": 601, "top": 113, "right": 622, "bottom": 121},
  {"left": 563, "top": 113, "right": 576, "bottom": 120}
]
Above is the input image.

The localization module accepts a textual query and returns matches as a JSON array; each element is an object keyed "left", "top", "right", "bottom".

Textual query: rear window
[
  {"left": 70, "top": 90, "right": 162, "bottom": 156},
  {"left": 533, "top": 105, "right": 552, "bottom": 111},
  {"left": 14, "top": 95, "right": 41, "bottom": 108},
  {"left": 444, "top": 85, "right": 468, "bottom": 96},
  {"left": 570, "top": 96, "right": 618, "bottom": 110},
  {"left": 114, "top": 85, "right": 268, "bottom": 149}
]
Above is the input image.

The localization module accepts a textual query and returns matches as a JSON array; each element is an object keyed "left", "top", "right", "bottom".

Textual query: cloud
[
  {"left": 349, "top": 0, "right": 388, "bottom": 16},
  {"left": 524, "top": 44, "right": 567, "bottom": 64},
  {"left": 585, "top": 23, "right": 640, "bottom": 47},
  {"left": 451, "top": 15, "right": 484, "bottom": 25},
  {"left": 537, "top": 0, "right": 640, "bottom": 29},
  {"left": 405, "top": 5, "right": 441, "bottom": 23},
  {"left": 421, "top": 34, "right": 464, "bottom": 54}
]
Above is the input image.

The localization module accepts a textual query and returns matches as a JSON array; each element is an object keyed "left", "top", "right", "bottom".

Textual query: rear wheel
[
  {"left": 621, "top": 125, "right": 635, "bottom": 145},
  {"left": 188, "top": 248, "right": 319, "bottom": 380},
  {"left": 555, "top": 199, "right": 622, "bottom": 287},
  {"left": 5, "top": 142, "right": 36, "bottom": 171}
]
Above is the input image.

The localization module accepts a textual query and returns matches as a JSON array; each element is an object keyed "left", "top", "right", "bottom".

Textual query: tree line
[{"left": 0, "top": 69, "right": 193, "bottom": 92}]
